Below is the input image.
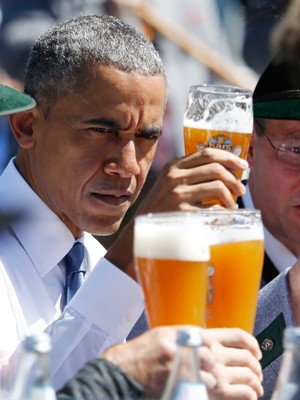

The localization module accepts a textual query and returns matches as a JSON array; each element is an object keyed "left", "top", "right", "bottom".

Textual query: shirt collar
[
  {"left": 242, "top": 183, "right": 297, "bottom": 273},
  {"left": 0, "top": 158, "right": 76, "bottom": 277}
]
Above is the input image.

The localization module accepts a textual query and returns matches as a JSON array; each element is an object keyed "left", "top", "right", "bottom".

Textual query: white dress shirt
[
  {"left": 242, "top": 183, "right": 297, "bottom": 273},
  {"left": 0, "top": 159, "right": 144, "bottom": 390}
]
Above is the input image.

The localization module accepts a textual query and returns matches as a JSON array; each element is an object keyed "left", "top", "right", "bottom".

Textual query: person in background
[
  {"left": 240, "top": 0, "right": 288, "bottom": 74},
  {"left": 253, "top": 0, "right": 300, "bottom": 397},
  {"left": 250, "top": 51, "right": 300, "bottom": 398}
]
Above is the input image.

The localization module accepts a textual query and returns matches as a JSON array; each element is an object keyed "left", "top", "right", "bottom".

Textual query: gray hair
[{"left": 24, "top": 14, "right": 167, "bottom": 117}]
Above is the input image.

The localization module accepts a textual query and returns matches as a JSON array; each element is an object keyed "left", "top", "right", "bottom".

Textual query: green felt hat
[
  {"left": 253, "top": 55, "right": 300, "bottom": 120},
  {"left": 253, "top": 54, "right": 300, "bottom": 120},
  {"left": 0, "top": 84, "right": 36, "bottom": 116}
]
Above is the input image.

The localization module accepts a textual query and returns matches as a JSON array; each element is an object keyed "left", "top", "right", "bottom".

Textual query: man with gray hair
[
  {"left": 0, "top": 15, "right": 264, "bottom": 400},
  {"left": 0, "top": 14, "right": 166, "bottom": 390}
]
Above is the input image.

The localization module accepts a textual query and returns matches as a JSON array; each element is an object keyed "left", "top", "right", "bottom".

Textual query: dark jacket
[{"left": 57, "top": 358, "right": 144, "bottom": 400}]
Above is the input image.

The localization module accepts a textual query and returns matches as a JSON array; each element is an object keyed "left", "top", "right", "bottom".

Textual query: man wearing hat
[
  {"left": 251, "top": 2, "right": 300, "bottom": 396},
  {"left": 248, "top": 52, "right": 300, "bottom": 398}
]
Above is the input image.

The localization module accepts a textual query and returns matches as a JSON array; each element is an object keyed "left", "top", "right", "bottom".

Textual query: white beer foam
[
  {"left": 205, "top": 225, "right": 264, "bottom": 245},
  {"left": 134, "top": 222, "right": 210, "bottom": 261}
]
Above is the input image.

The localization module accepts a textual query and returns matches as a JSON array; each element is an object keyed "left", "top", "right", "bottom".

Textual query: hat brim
[
  {"left": 254, "top": 98, "right": 300, "bottom": 120},
  {"left": 0, "top": 84, "right": 36, "bottom": 116}
]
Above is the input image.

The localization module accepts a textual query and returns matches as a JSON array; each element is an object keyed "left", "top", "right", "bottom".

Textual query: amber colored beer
[
  {"left": 184, "top": 127, "right": 252, "bottom": 181},
  {"left": 184, "top": 85, "right": 253, "bottom": 204},
  {"left": 136, "top": 257, "right": 210, "bottom": 327},
  {"left": 206, "top": 239, "right": 264, "bottom": 333},
  {"left": 197, "top": 209, "right": 264, "bottom": 333},
  {"left": 134, "top": 212, "right": 210, "bottom": 328}
]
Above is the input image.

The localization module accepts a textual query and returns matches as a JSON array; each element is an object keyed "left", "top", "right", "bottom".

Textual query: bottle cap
[
  {"left": 176, "top": 327, "right": 202, "bottom": 347},
  {"left": 23, "top": 333, "right": 52, "bottom": 353}
]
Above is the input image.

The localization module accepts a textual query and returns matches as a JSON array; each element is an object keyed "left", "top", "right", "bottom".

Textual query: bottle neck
[
  {"left": 173, "top": 345, "right": 202, "bottom": 383},
  {"left": 161, "top": 344, "right": 209, "bottom": 400},
  {"left": 10, "top": 349, "right": 55, "bottom": 400},
  {"left": 271, "top": 343, "right": 300, "bottom": 399},
  {"left": 277, "top": 345, "right": 300, "bottom": 383}
]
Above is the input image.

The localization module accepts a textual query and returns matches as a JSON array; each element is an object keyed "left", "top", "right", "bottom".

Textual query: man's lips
[{"left": 90, "top": 192, "right": 132, "bottom": 206}]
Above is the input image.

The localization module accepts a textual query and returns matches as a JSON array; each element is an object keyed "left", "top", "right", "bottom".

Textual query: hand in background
[{"left": 205, "top": 328, "right": 263, "bottom": 400}]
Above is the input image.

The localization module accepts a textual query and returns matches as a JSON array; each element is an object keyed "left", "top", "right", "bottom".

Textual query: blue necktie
[
  {"left": 127, "top": 311, "right": 148, "bottom": 340},
  {"left": 64, "top": 242, "right": 86, "bottom": 304}
]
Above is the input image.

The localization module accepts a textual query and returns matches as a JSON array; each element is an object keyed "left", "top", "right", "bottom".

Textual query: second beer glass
[
  {"left": 200, "top": 209, "right": 264, "bottom": 333},
  {"left": 134, "top": 212, "right": 210, "bottom": 328}
]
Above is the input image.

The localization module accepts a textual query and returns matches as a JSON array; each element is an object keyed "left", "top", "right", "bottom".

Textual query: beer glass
[
  {"left": 184, "top": 84, "right": 253, "bottom": 203},
  {"left": 134, "top": 211, "right": 210, "bottom": 328},
  {"left": 197, "top": 209, "right": 264, "bottom": 333}
]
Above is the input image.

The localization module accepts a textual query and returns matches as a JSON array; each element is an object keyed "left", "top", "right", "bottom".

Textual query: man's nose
[{"left": 103, "top": 140, "right": 141, "bottom": 177}]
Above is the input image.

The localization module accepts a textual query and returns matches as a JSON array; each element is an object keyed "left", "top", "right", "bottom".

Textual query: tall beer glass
[
  {"left": 198, "top": 209, "right": 264, "bottom": 333},
  {"left": 134, "top": 212, "right": 210, "bottom": 328},
  {"left": 184, "top": 85, "right": 253, "bottom": 203}
]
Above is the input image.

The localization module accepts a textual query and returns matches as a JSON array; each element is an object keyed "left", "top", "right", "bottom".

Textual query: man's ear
[{"left": 9, "top": 111, "right": 35, "bottom": 148}]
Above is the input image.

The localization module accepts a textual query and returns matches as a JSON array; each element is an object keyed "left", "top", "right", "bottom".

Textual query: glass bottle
[
  {"left": 161, "top": 327, "right": 209, "bottom": 400},
  {"left": 271, "top": 327, "right": 300, "bottom": 400},
  {"left": 10, "top": 333, "right": 56, "bottom": 400}
]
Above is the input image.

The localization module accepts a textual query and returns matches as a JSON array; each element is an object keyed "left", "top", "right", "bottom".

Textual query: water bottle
[
  {"left": 10, "top": 333, "right": 56, "bottom": 400},
  {"left": 161, "top": 327, "right": 209, "bottom": 400},
  {"left": 271, "top": 327, "right": 300, "bottom": 400}
]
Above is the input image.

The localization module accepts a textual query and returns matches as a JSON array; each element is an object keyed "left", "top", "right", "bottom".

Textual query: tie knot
[{"left": 64, "top": 242, "right": 85, "bottom": 275}]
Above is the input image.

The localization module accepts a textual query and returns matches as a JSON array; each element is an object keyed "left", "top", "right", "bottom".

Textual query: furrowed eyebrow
[
  {"left": 84, "top": 118, "right": 121, "bottom": 130},
  {"left": 84, "top": 118, "right": 162, "bottom": 137},
  {"left": 140, "top": 126, "right": 163, "bottom": 138}
]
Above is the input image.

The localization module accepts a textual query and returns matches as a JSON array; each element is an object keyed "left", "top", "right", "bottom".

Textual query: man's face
[
  {"left": 17, "top": 65, "right": 166, "bottom": 237},
  {"left": 248, "top": 119, "right": 300, "bottom": 254}
]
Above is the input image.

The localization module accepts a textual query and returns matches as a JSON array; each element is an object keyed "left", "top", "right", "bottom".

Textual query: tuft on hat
[
  {"left": 253, "top": 54, "right": 300, "bottom": 120},
  {"left": 0, "top": 84, "right": 36, "bottom": 116}
]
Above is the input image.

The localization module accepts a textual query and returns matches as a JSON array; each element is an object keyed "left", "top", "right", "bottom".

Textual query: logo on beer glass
[{"left": 196, "top": 134, "right": 242, "bottom": 156}]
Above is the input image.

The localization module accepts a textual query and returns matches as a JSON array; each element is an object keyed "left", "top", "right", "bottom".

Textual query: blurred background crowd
[{"left": 0, "top": 0, "right": 289, "bottom": 246}]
